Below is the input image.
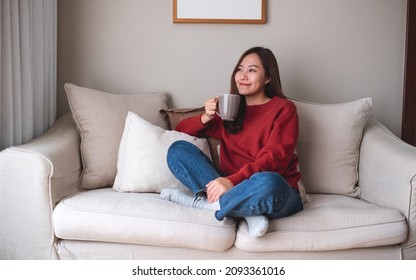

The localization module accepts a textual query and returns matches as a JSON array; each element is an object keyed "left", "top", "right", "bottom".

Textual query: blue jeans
[{"left": 167, "top": 140, "right": 303, "bottom": 221}]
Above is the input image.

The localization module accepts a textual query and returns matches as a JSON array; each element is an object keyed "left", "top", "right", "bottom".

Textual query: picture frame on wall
[{"left": 173, "top": 0, "right": 266, "bottom": 24}]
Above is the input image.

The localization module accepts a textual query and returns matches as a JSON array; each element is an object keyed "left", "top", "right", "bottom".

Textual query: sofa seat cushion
[
  {"left": 53, "top": 188, "right": 236, "bottom": 252},
  {"left": 235, "top": 194, "right": 407, "bottom": 252}
]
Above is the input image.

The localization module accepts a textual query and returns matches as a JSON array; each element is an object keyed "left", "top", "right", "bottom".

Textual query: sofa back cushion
[
  {"left": 292, "top": 98, "right": 373, "bottom": 196},
  {"left": 65, "top": 83, "right": 168, "bottom": 190}
]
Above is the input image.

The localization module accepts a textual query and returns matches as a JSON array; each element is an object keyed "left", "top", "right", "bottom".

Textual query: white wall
[{"left": 58, "top": 0, "right": 407, "bottom": 136}]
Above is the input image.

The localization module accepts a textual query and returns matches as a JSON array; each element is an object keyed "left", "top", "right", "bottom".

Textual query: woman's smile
[{"left": 238, "top": 82, "right": 251, "bottom": 87}]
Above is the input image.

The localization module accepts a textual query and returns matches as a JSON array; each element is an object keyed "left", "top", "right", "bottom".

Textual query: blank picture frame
[{"left": 173, "top": 0, "right": 266, "bottom": 24}]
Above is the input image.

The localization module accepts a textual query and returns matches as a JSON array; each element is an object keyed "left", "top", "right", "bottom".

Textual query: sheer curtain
[{"left": 0, "top": 0, "right": 57, "bottom": 150}]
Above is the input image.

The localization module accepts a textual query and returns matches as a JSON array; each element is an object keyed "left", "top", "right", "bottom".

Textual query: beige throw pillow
[
  {"left": 65, "top": 83, "right": 168, "bottom": 190},
  {"left": 113, "top": 112, "right": 211, "bottom": 193},
  {"left": 292, "top": 97, "right": 373, "bottom": 197}
]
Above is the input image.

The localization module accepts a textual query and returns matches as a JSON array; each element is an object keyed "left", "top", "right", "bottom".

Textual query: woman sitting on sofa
[{"left": 161, "top": 46, "right": 303, "bottom": 237}]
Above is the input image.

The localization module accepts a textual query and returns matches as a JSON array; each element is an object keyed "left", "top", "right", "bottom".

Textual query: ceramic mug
[{"left": 217, "top": 94, "right": 241, "bottom": 121}]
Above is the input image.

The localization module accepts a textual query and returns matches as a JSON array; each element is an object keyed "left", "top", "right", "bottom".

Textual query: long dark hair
[{"left": 224, "top": 46, "right": 286, "bottom": 134}]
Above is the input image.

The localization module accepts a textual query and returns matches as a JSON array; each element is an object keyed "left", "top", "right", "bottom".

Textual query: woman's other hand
[{"left": 206, "top": 177, "right": 233, "bottom": 203}]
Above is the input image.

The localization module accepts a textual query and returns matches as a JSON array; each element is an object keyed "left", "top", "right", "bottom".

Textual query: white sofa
[{"left": 0, "top": 83, "right": 415, "bottom": 260}]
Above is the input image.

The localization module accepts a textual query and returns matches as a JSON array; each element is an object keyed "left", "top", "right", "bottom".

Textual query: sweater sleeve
[
  {"left": 175, "top": 114, "right": 206, "bottom": 136},
  {"left": 226, "top": 111, "right": 299, "bottom": 186},
  {"left": 175, "top": 114, "right": 223, "bottom": 140}
]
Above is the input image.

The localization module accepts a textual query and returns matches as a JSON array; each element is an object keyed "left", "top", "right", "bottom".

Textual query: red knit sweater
[{"left": 175, "top": 96, "right": 301, "bottom": 188}]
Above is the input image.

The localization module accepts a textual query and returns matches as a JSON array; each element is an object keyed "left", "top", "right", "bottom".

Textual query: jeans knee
[
  {"left": 250, "top": 172, "right": 286, "bottom": 194},
  {"left": 167, "top": 140, "right": 200, "bottom": 166},
  {"left": 168, "top": 140, "right": 188, "bottom": 160}
]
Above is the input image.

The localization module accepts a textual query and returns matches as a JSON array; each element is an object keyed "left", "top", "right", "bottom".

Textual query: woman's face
[{"left": 234, "top": 53, "right": 270, "bottom": 99}]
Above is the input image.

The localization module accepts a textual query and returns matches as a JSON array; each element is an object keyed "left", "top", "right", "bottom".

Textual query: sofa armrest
[
  {"left": 0, "top": 113, "right": 81, "bottom": 259},
  {"left": 359, "top": 117, "right": 416, "bottom": 258}
]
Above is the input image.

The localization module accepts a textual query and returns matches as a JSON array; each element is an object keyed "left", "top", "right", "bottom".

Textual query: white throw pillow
[
  {"left": 292, "top": 97, "right": 373, "bottom": 197},
  {"left": 113, "top": 111, "right": 211, "bottom": 193}
]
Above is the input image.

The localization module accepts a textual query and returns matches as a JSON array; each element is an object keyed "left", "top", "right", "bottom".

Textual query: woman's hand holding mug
[
  {"left": 201, "top": 97, "right": 219, "bottom": 125},
  {"left": 201, "top": 94, "right": 241, "bottom": 125}
]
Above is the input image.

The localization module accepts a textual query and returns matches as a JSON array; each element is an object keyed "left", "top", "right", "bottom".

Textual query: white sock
[
  {"left": 160, "top": 188, "right": 220, "bottom": 211},
  {"left": 244, "top": 215, "right": 269, "bottom": 237}
]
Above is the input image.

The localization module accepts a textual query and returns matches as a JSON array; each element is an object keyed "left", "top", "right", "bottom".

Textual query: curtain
[{"left": 0, "top": 0, "right": 57, "bottom": 151}]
